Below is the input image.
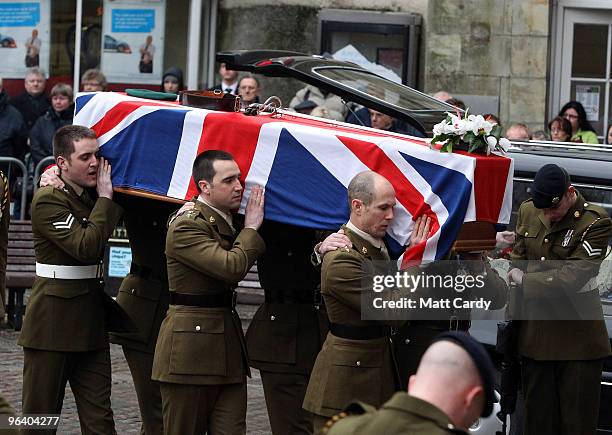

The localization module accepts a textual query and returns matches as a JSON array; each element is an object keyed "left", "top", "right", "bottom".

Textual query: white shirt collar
[
  {"left": 346, "top": 221, "right": 385, "bottom": 249},
  {"left": 198, "top": 196, "right": 234, "bottom": 230},
  {"left": 222, "top": 80, "right": 238, "bottom": 93}
]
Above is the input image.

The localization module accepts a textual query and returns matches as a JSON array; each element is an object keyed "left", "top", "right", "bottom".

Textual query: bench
[{"left": 6, "top": 220, "right": 35, "bottom": 331}]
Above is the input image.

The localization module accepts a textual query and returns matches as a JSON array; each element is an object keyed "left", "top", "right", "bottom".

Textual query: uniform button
[
  {"left": 356, "top": 360, "right": 361, "bottom": 367},
  {"left": 540, "top": 256, "right": 545, "bottom": 260},
  {"left": 195, "top": 325, "right": 201, "bottom": 332},
  {"left": 584, "top": 202, "right": 589, "bottom": 207},
  {"left": 152, "top": 221, "right": 158, "bottom": 226},
  {"left": 287, "top": 251, "right": 293, "bottom": 257},
  {"left": 405, "top": 338, "right": 410, "bottom": 344},
  {"left": 131, "top": 288, "right": 135, "bottom": 294},
  {"left": 270, "top": 315, "right": 276, "bottom": 321},
  {"left": 99, "top": 280, "right": 104, "bottom": 284},
  {"left": 544, "top": 238, "right": 549, "bottom": 243},
  {"left": 524, "top": 232, "right": 529, "bottom": 237}
]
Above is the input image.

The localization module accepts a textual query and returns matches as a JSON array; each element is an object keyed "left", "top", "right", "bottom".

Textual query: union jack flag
[{"left": 73, "top": 92, "right": 513, "bottom": 264}]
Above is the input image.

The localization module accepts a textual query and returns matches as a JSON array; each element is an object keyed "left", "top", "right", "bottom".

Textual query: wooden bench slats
[
  {"left": 6, "top": 220, "right": 35, "bottom": 330},
  {"left": 9, "top": 240, "right": 34, "bottom": 248}
]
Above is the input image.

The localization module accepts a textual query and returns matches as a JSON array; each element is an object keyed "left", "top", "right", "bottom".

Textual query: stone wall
[{"left": 424, "top": 0, "right": 550, "bottom": 133}]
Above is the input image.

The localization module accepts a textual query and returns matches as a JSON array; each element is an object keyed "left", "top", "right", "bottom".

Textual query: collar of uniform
[
  {"left": 383, "top": 392, "right": 460, "bottom": 432},
  {"left": 540, "top": 190, "right": 586, "bottom": 233},
  {"left": 194, "top": 198, "right": 234, "bottom": 237},
  {"left": 343, "top": 223, "right": 387, "bottom": 260},
  {"left": 59, "top": 177, "right": 93, "bottom": 206},
  {"left": 346, "top": 221, "right": 385, "bottom": 249}
]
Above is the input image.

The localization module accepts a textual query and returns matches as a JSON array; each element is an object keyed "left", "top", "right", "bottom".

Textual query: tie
[{"left": 224, "top": 88, "right": 231, "bottom": 93}]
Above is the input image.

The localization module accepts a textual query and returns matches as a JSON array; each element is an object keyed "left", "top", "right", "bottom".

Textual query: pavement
[{"left": 0, "top": 303, "right": 272, "bottom": 434}]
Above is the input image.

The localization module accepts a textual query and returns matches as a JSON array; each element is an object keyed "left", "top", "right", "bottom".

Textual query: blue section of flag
[
  {"left": 399, "top": 151, "right": 472, "bottom": 258},
  {"left": 264, "top": 128, "right": 349, "bottom": 230},
  {"left": 100, "top": 110, "right": 187, "bottom": 195},
  {"left": 75, "top": 94, "right": 96, "bottom": 117}
]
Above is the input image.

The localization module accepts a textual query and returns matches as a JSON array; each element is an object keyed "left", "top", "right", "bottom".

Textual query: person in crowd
[
  {"left": 0, "top": 76, "right": 27, "bottom": 163},
  {"left": 323, "top": 331, "right": 495, "bottom": 435},
  {"left": 30, "top": 83, "right": 74, "bottom": 167},
  {"left": 18, "top": 125, "right": 129, "bottom": 434},
  {"left": 10, "top": 67, "right": 49, "bottom": 134},
  {"left": 139, "top": 35, "right": 155, "bottom": 74},
  {"left": 160, "top": 67, "right": 184, "bottom": 95},
  {"left": 367, "top": 108, "right": 425, "bottom": 137},
  {"left": 432, "top": 90, "right": 452, "bottom": 101},
  {"left": 81, "top": 69, "right": 107, "bottom": 92},
  {"left": 152, "top": 150, "right": 266, "bottom": 435},
  {"left": 303, "top": 171, "right": 429, "bottom": 433},
  {"left": 445, "top": 98, "right": 465, "bottom": 111},
  {"left": 531, "top": 130, "right": 549, "bottom": 141},
  {"left": 25, "top": 29, "right": 41, "bottom": 68},
  {"left": 290, "top": 85, "right": 346, "bottom": 121},
  {"left": 548, "top": 116, "right": 573, "bottom": 142},
  {"left": 507, "top": 163, "right": 611, "bottom": 434},
  {"left": 559, "top": 101, "right": 599, "bottom": 144},
  {"left": 210, "top": 62, "right": 240, "bottom": 94},
  {"left": 607, "top": 124, "right": 612, "bottom": 145},
  {"left": 238, "top": 75, "right": 261, "bottom": 108},
  {"left": 505, "top": 123, "right": 531, "bottom": 141}
]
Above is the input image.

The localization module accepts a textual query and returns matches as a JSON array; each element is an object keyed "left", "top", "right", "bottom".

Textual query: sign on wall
[
  {"left": 0, "top": 0, "right": 51, "bottom": 78},
  {"left": 101, "top": 0, "right": 165, "bottom": 84}
]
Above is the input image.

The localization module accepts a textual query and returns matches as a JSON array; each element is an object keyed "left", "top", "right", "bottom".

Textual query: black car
[{"left": 0, "top": 33, "right": 16, "bottom": 48}]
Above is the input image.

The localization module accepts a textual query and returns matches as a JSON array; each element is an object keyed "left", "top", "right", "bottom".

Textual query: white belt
[{"left": 36, "top": 262, "right": 103, "bottom": 280}]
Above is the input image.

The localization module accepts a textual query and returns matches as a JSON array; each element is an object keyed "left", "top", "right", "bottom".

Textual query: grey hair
[{"left": 25, "top": 67, "right": 46, "bottom": 79}]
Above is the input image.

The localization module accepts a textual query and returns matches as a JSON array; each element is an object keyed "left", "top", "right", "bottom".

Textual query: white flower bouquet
[{"left": 431, "top": 111, "right": 510, "bottom": 155}]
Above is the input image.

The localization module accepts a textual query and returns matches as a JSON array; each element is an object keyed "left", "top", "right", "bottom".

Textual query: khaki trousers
[
  {"left": 123, "top": 347, "right": 163, "bottom": 435},
  {"left": 159, "top": 381, "right": 246, "bottom": 435},
  {"left": 260, "top": 370, "right": 313, "bottom": 434},
  {"left": 22, "top": 347, "right": 115, "bottom": 435}
]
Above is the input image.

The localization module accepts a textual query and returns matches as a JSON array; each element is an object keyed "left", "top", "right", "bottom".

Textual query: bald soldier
[
  {"left": 322, "top": 331, "right": 495, "bottom": 434},
  {"left": 507, "top": 164, "right": 611, "bottom": 435},
  {"left": 303, "top": 171, "right": 430, "bottom": 432}
]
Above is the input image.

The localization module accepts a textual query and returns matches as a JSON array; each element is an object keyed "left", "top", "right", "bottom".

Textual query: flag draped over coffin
[{"left": 73, "top": 92, "right": 514, "bottom": 263}]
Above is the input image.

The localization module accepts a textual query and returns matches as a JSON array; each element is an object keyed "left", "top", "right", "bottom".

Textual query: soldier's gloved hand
[
  {"left": 507, "top": 268, "right": 524, "bottom": 285},
  {"left": 496, "top": 231, "right": 516, "bottom": 247},
  {"left": 244, "top": 185, "right": 264, "bottom": 230},
  {"left": 39, "top": 165, "right": 64, "bottom": 189},
  {"left": 409, "top": 215, "right": 431, "bottom": 246},
  {"left": 318, "top": 229, "right": 352, "bottom": 256},
  {"left": 96, "top": 157, "right": 114, "bottom": 200}
]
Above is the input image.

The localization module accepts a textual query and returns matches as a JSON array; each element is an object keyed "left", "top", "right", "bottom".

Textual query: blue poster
[
  {"left": 0, "top": 3, "right": 39, "bottom": 27},
  {"left": 111, "top": 9, "right": 155, "bottom": 33},
  {"left": 108, "top": 246, "right": 132, "bottom": 278}
]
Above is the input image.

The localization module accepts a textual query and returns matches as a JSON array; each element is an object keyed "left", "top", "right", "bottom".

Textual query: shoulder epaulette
[{"left": 580, "top": 217, "right": 604, "bottom": 242}]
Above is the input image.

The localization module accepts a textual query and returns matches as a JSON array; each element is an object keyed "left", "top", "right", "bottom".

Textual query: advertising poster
[
  {"left": 0, "top": 0, "right": 51, "bottom": 78},
  {"left": 576, "top": 84, "right": 600, "bottom": 122},
  {"left": 101, "top": 0, "right": 165, "bottom": 84},
  {"left": 108, "top": 246, "right": 132, "bottom": 278}
]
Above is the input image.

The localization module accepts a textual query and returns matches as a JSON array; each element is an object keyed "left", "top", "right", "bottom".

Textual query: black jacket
[
  {"left": 10, "top": 91, "right": 50, "bottom": 133},
  {"left": 30, "top": 105, "right": 74, "bottom": 167},
  {"left": 0, "top": 90, "right": 27, "bottom": 161}
]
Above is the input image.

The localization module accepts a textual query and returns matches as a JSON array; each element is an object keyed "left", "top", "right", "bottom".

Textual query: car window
[{"left": 311, "top": 66, "right": 454, "bottom": 113}]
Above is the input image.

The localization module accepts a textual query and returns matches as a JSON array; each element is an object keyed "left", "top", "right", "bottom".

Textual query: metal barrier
[
  {"left": 0, "top": 157, "right": 28, "bottom": 220},
  {"left": 33, "top": 156, "right": 56, "bottom": 194}
]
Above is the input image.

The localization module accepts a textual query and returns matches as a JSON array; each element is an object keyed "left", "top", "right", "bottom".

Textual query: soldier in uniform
[
  {"left": 245, "top": 221, "right": 328, "bottom": 434},
  {"left": 507, "top": 164, "right": 611, "bottom": 435},
  {"left": 152, "top": 150, "right": 266, "bottom": 435},
  {"left": 322, "top": 331, "right": 495, "bottom": 435},
  {"left": 303, "top": 171, "right": 429, "bottom": 432},
  {"left": 18, "top": 125, "right": 126, "bottom": 434}
]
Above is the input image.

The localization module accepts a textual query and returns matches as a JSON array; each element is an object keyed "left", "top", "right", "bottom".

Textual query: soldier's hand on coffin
[
  {"left": 409, "top": 215, "right": 431, "bottom": 246},
  {"left": 40, "top": 165, "right": 64, "bottom": 189},
  {"left": 96, "top": 157, "right": 113, "bottom": 200},
  {"left": 507, "top": 267, "right": 524, "bottom": 285},
  {"left": 244, "top": 185, "right": 264, "bottom": 230},
  {"left": 318, "top": 229, "right": 352, "bottom": 256},
  {"left": 496, "top": 230, "right": 516, "bottom": 247}
]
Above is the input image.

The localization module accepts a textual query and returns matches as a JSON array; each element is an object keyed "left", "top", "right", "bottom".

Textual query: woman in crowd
[
  {"left": 558, "top": 101, "right": 599, "bottom": 143},
  {"left": 160, "top": 67, "right": 184, "bottom": 95},
  {"left": 606, "top": 124, "right": 612, "bottom": 145},
  {"left": 30, "top": 83, "right": 73, "bottom": 167},
  {"left": 548, "top": 116, "right": 573, "bottom": 142}
]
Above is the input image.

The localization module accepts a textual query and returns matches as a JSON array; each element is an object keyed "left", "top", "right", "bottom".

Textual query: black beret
[
  {"left": 531, "top": 164, "right": 570, "bottom": 209},
  {"left": 432, "top": 331, "right": 495, "bottom": 418}
]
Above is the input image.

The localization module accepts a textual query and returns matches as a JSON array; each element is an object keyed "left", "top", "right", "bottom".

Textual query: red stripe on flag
[
  {"left": 91, "top": 100, "right": 177, "bottom": 138},
  {"left": 337, "top": 136, "right": 440, "bottom": 264},
  {"left": 185, "top": 112, "right": 279, "bottom": 199}
]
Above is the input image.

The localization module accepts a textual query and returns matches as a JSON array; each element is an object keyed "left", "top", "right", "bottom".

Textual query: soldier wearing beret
[
  {"left": 19, "top": 125, "right": 127, "bottom": 434},
  {"left": 152, "top": 150, "right": 266, "bottom": 435},
  {"left": 322, "top": 331, "right": 495, "bottom": 434},
  {"left": 507, "top": 164, "right": 611, "bottom": 435}
]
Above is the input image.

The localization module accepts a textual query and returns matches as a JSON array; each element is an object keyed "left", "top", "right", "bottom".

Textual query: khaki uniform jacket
[
  {"left": 0, "top": 172, "right": 9, "bottom": 319},
  {"left": 303, "top": 227, "right": 399, "bottom": 417},
  {"left": 109, "top": 194, "right": 175, "bottom": 353},
  {"left": 152, "top": 200, "right": 265, "bottom": 385},
  {"left": 324, "top": 392, "right": 468, "bottom": 434},
  {"left": 246, "top": 221, "right": 327, "bottom": 375},
  {"left": 18, "top": 184, "right": 124, "bottom": 352},
  {"left": 510, "top": 192, "right": 611, "bottom": 360}
]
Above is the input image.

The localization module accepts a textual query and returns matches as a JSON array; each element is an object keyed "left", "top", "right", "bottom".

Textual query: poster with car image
[
  {"left": 101, "top": 0, "right": 165, "bottom": 84},
  {"left": 0, "top": 0, "right": 50, "bottom": 78}
]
